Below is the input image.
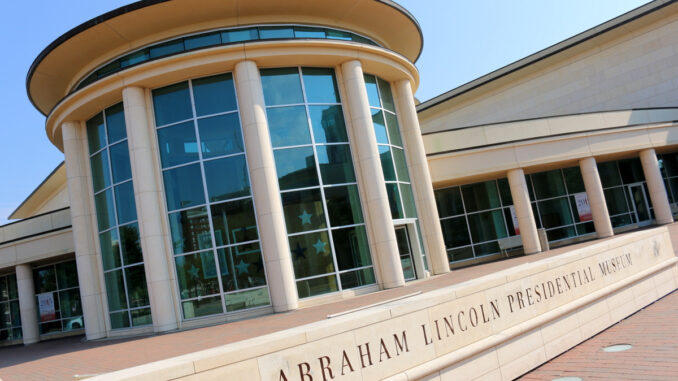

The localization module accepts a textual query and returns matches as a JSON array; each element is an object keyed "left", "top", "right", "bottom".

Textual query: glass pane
[
  {"left": 225, "top": 288, "right": 270, "bottom": 312},
  {"left": 58, "top": 289, "right": 82, "bottom": 319},
  {"left": 435, "top": 187, "right": 464, "bottom": 217},
  {"left": 385, "top": 183, "right": 404, "bottom": 219},
  {"left": 289, "top": 231, "right": 334, "bottom": 279},
  {"left": 619, "top": 158, "right": 645, "bottom": 184},
  {"left": 448, "top": 247, "right": 474, "bottom": 262},
  {"left": 333, "top": 225, "right": 371, "bottom": 270},
  {"left": 597, "top": 161, "right": 622, "bottom": 188},
  {"left": 473, "top": 241, "right": 501, "bottom": 256},
  {"left": 282, "top": 189, "right": 327, "bottom": 234},
  {"left": 662, "top": 153, "right": 678, "bottom": 177},
  {"left": 563, "top": 166, "right": 585, "bottom": 193},
  {"left": 184, "top": 32, "right": 221, "bottom": 50},
  {"left": 192, "top": 74, "right": 237, "bottom": 116},
  {"left": 114, "top": 181, "right": 137, "bottom": 225},
  {"left": 392, "top": 147, "right": 409, "bottom": 182},
  {"left": 0, "top": 304, "right": 9, "bottom": 329},
  {"left": 546, "top": 226, "right": 577, "bottom": 241},
  {"left": 100, "top": 229, "right": 121, "bottom": 271},
  {"left": 86, "top": 113, "right": 106, "bottom": 154},
  {"left": 156, "top": 121, "right": 199, "bottom": 168},
  {"left": 120, "top": 223, "right": 143, "bottom": 265},
  {"left": 163, "top": 163, "right": 205, "bottom": 211},
  {"left": 302, "top": 68, "right": 339, "bottom": 104},
  {"left": 104, "top": 270, "right": 127, "bottom": 311},
  {"left": 152, "top": 82, "right": 193, "bottom": 126},
  {"left": 211, "top": 199, "right": 259, "bottom": 246},
  {"left": 149, "top": 39, "right": 185, "bottom": 59},
  {"left": 182, "top": 296, "right": 223, "bottom": 319},
  {"left": 261, "top": 68, "right": 303, "bottom": 105},
  {"left": 296, "top": 275, "right": 338, "bottom": 299},
  {"left": 105, "top": 103, "right": 127, "bottom": 143},
  {"left": 56, "top": 261, "right": 79, "bottom": 289},
  {"left": 131, "top": 308, "right": 152, "bottom": 326},
  {"left": 259, "top": 26, "right": 294, "bottom": 39},
  {"left": 94, "top": 189, "right": 116, "bottom": 232},
  {"left": 385, "top": 112, "right": 402, "bottom": 147},
  {"left": 294, "top": 27, "right": 326, "bottom": 39},
  {"left": 461, "top": 181, "right": 501, "bottom": 212},
  {"left": 10, "top": 300, "right": 21, "bottom": 327},
  {"left": 168, "top": 207, "right": 212, "bottom": 254},
  {"left": 198, "top": 114, "right": 243, "bottom": 159},
  {"left": 371, "top": 109, "right": 389, "bottom": 144},
  {"left": 538, "top": 197, "right": 574, "bottom": 229},
  {"left": 90, "top": 150, "right": 111, "bottom": 193},
  {"left": 9, "top": 275, "right": 17, "bottom": 300},
  {"left": 125, "top": 265, "right": 149, "bottom": 308},
  {"left": 120, "top": 49, "right": 148, "bottom": 69},
  {"left": 532, "top": 170, "right": 566, "bottom": 199},
  {"left": 274, "top": 147, "right": 319, "bottom": 191},
  {"left": 97, "top": 60, "right": 119, "bottom": 78},
  {"left": 576, "top": 222, "right": 595, "bottom": 235},
  {"left": 39, "top": 320, "right": 63, "bottom": 334},
  {"left": 467, "top": 210, "right": 508, "bottom": 243},
  {"left": 309, "top": 105, "right": 348, "bottom": 143},
  {"left": 266, "top": 106, "right": 311, "bottom": 147},
  {"left": 440, "top": 216, "right": 471, "bottom": 248},
  {"left": 400, "top": 183, "right": 417, "bottom": 219},
  {"left": 109, "top": 141, "right": 132, "bottom": 183},
  {"left": 110, "top": 311, "right": 130, "bottom": 329},
  {"left": 379, "top": 146, "right": 396, "bottom": 181},
  {"left": 610, "top": 214, "right": 633, "bottom": 228},
  {"left": 204, "top": 155, "right": 250, "bottom": 202},
  {"left": 34, "top": 267, "right": 56, "bottom": 294},
  {"left": 363, "top": 74, "right": 381, "bottom": 108},
  {"left": 339, "top": 268, "right": 375, "bottom": 290},
  {"left": 222, "top": 28, "right": 259, "bottom": 43},
  {"left": 497, "top": 178, "right": 513, "bottom": 206},
  {"left": 377, "top": 78, "right": 395, "bottom": 112},
  {"left": 0, "top": 280, "right": 6, "bottom": 302},
  {"left": 217, "top": 243, "right": 267, "bottom": 292},
  {"left": 316, "top": 145, "right": 355, "bottom": 185},
  {"left": 326, "top": 29, "right": 352, "bottom": 41},
  {"left": 175, "top": 251, "right": 221, "bottom": 299},
  {"left": 324, "top": 185, "right": 364, "bottom": 227},
  {"left": 604, "top": 187, "right": 630, "bottom": 215}
]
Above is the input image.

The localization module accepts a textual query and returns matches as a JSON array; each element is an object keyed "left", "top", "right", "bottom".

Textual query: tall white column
[
  {"left": 640, "top": 148, "right": 674, "bottom": 225},
  {"left": 579, "top": 157, "right": 614, "bottom": 238},
  {"left": 233, "top": 60, "right": 299, "bottom": 311},
  {"left": 393, "top": 79, "right": 450, "bottom": 276},
  {"left": 123, "top": 86, "right": 179, "bottom": 332},
  {"left": 62, "top": 121, "right": 107, "bottom": 339},
  {"left": 15, "top": 264, "right": 38, "bottom": 345},
  {"left": 340, "top": 60, "right": 405, "bottom": 289},
  {"left": 507, "top": 168, "right": 542, "bottom": 254}
]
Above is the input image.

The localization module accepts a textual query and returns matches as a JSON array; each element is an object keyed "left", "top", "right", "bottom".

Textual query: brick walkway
[
  {"left": 519, "top": 289, "right": 678, "bottom": 381},
  {"left": 0, "top": 225, "right": 676, "bottom": 380}
]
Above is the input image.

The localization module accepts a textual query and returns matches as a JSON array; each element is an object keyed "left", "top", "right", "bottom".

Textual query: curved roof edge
[{"left": 26, "top": 0, "right": 423, "bottom": 116}]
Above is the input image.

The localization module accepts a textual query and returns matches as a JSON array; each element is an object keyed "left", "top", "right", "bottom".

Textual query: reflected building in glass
[{"left": 5, "top": 0, "right": 678, "bottom": 345}]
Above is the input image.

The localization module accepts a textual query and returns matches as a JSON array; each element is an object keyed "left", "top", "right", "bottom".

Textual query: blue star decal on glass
[
  {"left": 187, "top": 264, "right": 200, "bottom": 279},
  {"left": 298, "top": 210, "right": 312, "bottom": 225},
  {"left": 313, "top": 239, "right": 327, "bottom": 253},
  {"left": 235, "top": 259, "right": 250, "bottom": 275},
  {"left": 292, "top": 242, "right": 307, "bottom": 260}
]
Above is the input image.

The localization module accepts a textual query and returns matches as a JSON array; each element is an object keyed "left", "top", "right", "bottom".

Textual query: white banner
[
  {"left": 575, "top": 192, "right": 592, "bottom": 222},
  {"left": 509, "top": 205, "right": 520, "bottom": 235},
  {"left": 38, "top": 292, "right": 56, "bottom": 322}
]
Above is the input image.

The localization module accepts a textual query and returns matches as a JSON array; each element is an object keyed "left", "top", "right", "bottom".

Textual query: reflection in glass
[
  {"left": 217, "top": 243, "right": 267, "bottom": 292},
  {"left": 169, "top": 207, "right": 212, "bottom": 254},
  {"left": 163, "top": 164, "right": 205, "bottom": 211},
  {"left": 204, "top": 155, "right": 250, "bottom": 202},
  {"left": 156, "top": 121, "right": 199, "bottom": 168},
  {"left": 211, "top": 199, "right": 258, "bottom": 246},
  {"left": 261, "top": 68, "right": 303, "bottom": 105},
  {"left": 309, "top": 105, "right": 347, "bottom": 143},
  {"left": 302, "top": 68, "right": 340, "bottom": 103},
  {"left": 289, "top": 231, "right": 334, "bottom": 279},
  {"left": 192, "top": 74, "right": 237, "bottom": 116},
  {"left": 266, "top": 106, "right": 311, "bottom": 147},
  {"left": 316, "top": 145, "right": 356, "bottom": 185},
  {"left": 282, "top": 189, "right": 326, "bottom": 234},
  {"left": 274, "top": 147, "right": 319, "bottom": 190},
  {"left": 198, "top": 113, "right": 243, "bottom": 158}
]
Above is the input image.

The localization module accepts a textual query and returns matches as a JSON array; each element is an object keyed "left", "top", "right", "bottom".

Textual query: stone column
[
  {"left": 640, "top": 148, "right": 674, "bottom": 225},
  {"left": 340, "top": 60, "right": 405, "bottom": 289},
  {"left": 15, "top": 264, "right": 38, "bottom": 345},
  {"left": 122, "top": 86, "right": 179, "bottom": 332},
  {"left": 62, "top": 121, "right": 107, "bottom": 339},
  {"left": 507, "top": 168, "right": 542, "bottom": 254},
  {"left": 393, "top": 79, "right": 450, "bottom": 276},
  {"left": 579, "top": 157, "right": 614, "bottom": 238},
  {"left": 233, "top": 60, "right": 299, "bottom": 311}
]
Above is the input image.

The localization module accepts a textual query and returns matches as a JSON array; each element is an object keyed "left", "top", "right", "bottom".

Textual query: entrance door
[
  {"left": 627, "top": 183, "right": 652, "bottom": 226},
  {"left": 395, "top": 226, "right": 416, "bottom": 281}
]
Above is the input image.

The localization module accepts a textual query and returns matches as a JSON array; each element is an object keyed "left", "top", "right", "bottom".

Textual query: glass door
[
  {"left": 627, "top": 183, "right": 652, "bottom": 226},
  {"left": 395, "top": 226, "right": 416, "bottom": 281}
]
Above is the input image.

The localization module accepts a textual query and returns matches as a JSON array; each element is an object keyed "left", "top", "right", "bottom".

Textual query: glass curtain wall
[
  {"left": 0, "top": 273, "right": 21, "bottom": 341},
  {"left": 152, "top": 73, "right": 270, "bottom": 319},
  {"left": 435, "top": 179, "right": 516, "bottom": 263},
  {"left": 86, "top": 103, "right": 152, "bottom": 329},
  {"left": 658, "top": 152, "right": 678, "bottom": 214},
  {"left": 260, "top": 67, "right": 375, "bottom": 298},
  {"left": 32, "top": 261, "right": 83, "bottom": 334},
  {"left": 597, "top": 158, "right": 650, "bottom": 226}
]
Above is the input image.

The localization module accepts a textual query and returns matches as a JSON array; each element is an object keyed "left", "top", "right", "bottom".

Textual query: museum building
[{"left": 1, "top": 1, "right": 677, "bottom": 370}]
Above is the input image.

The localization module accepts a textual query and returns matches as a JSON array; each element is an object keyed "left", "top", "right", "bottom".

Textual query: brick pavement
[
  {"left": 519, "top": 290, "right": 678, "bottom": 381},
  {"left": 0, "top": 225, "right": 676, "bottom": 380}
]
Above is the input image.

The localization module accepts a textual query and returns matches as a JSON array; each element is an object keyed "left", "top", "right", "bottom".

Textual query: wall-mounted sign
[
  {"left": 37, "top": 292, "right": 56, "bottom": 322},
  {"left": 575, "top": 192, "right": 592, "bottom": 222}
]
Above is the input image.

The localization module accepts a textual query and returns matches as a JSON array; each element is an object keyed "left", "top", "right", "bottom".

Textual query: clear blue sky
[{"left": 0, "top": 0, "right": 648, "bottom": 224}]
